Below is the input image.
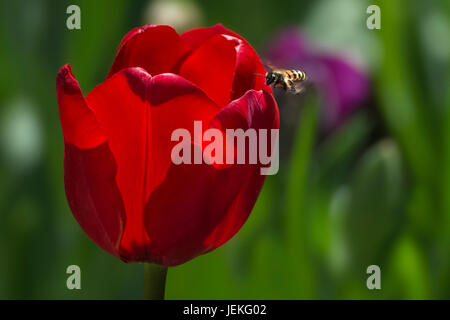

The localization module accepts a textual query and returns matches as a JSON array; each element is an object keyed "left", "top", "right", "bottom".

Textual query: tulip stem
[{"left": 143, "top": 263, "right": 168, "bottom": 300}]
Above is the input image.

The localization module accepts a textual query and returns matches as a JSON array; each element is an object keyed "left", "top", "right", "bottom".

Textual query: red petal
[
  {"left": 179, "top": 34, "right": 237, "bottom": 106},
  {"left": 181, "top": 24, "right": 244, "bottom": 50},
  {"left": 210, "top": 89, "right": 279, "bottom": 133},
  {"left": 86, "top": 68, "right": 220, "bottom": 262},
  {"left": 203, "top": 90, "right": 279, "bottom": 252},
  {"left": 64, "top": 143, "right": 126, "bottom": 259},
  {"left": 143, "top": 155, "right": 254, "bottom": 266},
  {"left": 143, "top": 90, "right": 279, "bottom": 266},
  {"left": 56, "top": 64, "right": 107, "bottom": 149},
  {"left": 57, "top": 65, "right": 125, "bottom": 258},
  {"left": 181, "top": 24, "right": 271, "bottom": 101},
  {"left": 108, "top": 25, "right": 189, "bottom": 78},
  {"left": 229, "top": 37, "right": 270, "bottom": 101}
]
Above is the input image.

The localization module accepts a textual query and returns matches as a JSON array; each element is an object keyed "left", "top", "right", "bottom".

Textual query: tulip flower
[
  {"left": 56, "top": 23, "right": 279, "bottom": 277},
  {"left": 265, "top": 28, "right": 370, "bottom": 130}
]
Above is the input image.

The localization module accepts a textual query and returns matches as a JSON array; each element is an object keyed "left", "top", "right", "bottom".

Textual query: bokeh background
[{"left": 0, "top": 0, "right": 449, "bottom": 299}]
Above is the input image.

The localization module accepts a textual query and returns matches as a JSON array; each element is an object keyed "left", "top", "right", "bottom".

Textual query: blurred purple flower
[{"left": 265, "top": 28, "right": 370, "bottom": 129}]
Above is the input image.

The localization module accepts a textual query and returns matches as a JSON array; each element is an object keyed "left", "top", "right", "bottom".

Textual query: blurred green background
[{"left": 0, "top": 0, "right": 449, "bottom": 299}]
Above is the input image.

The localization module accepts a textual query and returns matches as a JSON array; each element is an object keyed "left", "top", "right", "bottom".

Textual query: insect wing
[{"left": 292, "top": 80, "right": 308, "bottom": 95}]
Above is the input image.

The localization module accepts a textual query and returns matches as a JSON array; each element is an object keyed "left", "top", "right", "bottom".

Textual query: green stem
[{"left": 143, "top": 263, "right": 168, "bottom": 300}]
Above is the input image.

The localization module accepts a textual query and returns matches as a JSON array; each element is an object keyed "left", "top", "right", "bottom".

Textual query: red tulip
[{"left": 56, "top": 24, "right": 279, "bottom": 266}]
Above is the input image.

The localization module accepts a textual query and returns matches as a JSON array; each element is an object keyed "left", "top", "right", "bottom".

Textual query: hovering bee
[{"left": 255, "top": 66, "right": 308, "bottom": 95}]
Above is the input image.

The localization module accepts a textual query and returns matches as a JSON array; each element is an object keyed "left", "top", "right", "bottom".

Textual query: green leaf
[
  {"left": 342, "top": 140, "right": 406, "bottom": 271},
  {"left": 283, "top": 94, "right": 319, "bottom": 298}
]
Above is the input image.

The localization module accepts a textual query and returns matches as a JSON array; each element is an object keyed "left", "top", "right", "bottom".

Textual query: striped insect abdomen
[{"left": 292, "top": 69, "right": 307, "bottom": 81}]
